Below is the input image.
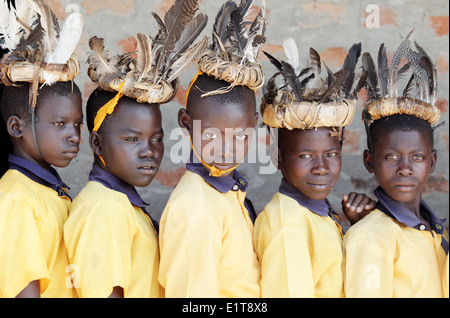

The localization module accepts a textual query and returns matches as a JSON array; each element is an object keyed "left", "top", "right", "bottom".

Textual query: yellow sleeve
[
  {"left": 0, "top": 196, "right": 50, "bottom": 298},
  {"left": 159, "top": 203, "right": 222, "bottom": 298},
  {"left": 254, "top": 210, "right": 315, "bottom": 298},
  {"left": 444, "top": 254, "right": 449, "bottom": 298},
  {"left": 343, "top": 230, "right": 394, "bottom": 298},
  {"left": 65, "top": 201, "right": 132, "bottom": 298}
]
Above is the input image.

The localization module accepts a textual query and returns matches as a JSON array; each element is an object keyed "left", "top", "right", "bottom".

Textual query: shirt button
[
  {"left": 419, "top": 224, "right": 426, "bottom": 231},
  {"left": 232, "top": 185, "right": 239, "bottom": 191}
]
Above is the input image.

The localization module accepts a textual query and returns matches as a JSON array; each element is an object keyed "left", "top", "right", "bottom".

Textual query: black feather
[
  {"left": 230, "top": 8, "right": 248, "bottom": 55},
  {"left": 362, "top": 52, "right": 379, "bottom": 99},
  {"left": 354, "top": 70, "right": 368, "bottom": 98},
  {"left": 319, "top": 69, "right": 349, "bottom": 103},
  {"left": 263, "top": 51, "right": 283, "bottom": 71},
  {"left": 281, "top": 60, "right": 302, "bottom": 100},
  {"left": 263, "top": 73, "right": 279, "bottom": 105},
  {"left": 212, "top": 1, "right": 236, "bottom": 50},
  {"left": 377, "top": 43, "right": 388, "bottom": 96},
  {"left": 402, "top": 73, "right": 415, "bottom": 97},
  {"left": 342, "top": 42, "right": 362, "bottom": 96}
]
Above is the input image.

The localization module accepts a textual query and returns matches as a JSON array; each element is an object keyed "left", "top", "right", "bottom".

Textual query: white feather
[
  {"left": 0, "top": 0, "right": 37, "bottom": 50},
  {"left": 283, "top": 38, "right": 299, "bottom": 74},
  {"left": 45, "top": 11, "right": 84, "bottom": 64}
]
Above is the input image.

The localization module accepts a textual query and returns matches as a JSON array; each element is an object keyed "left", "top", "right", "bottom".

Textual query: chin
[
  {"left": 50, "top": 159, "right": 73, "bottom": 169},
  {"left": 132, "top": 176, "right": 156, "bottom": 188}
]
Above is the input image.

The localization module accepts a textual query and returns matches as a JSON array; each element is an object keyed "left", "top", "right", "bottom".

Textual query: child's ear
[
  {"left": 277, "top": 147, "right": 283, "bottom": 171},
  {"left": 253, "top": 113, "right": 259, "bottom": 129},
  {"left": 6, "top": 116, "right": 24, "bottom": 138},
  {"left": 429, "top": 149, "right": 437, "bottom": 174},
  {"left": 89, "top": 132, "right": 102, "bottom": 156},
  {"left": 363, "top": 149, "right": 375, "bottom": 173},
  {"left": 178, "top": 108, "right": 191, "bottom": 136}
]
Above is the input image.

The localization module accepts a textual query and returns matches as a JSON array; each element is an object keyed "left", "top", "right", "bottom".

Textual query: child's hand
[{"left": 342, "top": 193, "right": 377, "bottom": 226}]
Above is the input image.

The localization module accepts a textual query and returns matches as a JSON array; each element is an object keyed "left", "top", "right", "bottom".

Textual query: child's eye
[
  {"left": 412, "top": 154, "right": 425, "bottom": 161},
  {"left": 125, "top": 137, "right": 139, "bottom": 142},
  {"left": 152, "top": 136, "right": 164, "bottom": 143},
  {"left": 205, "top": 132, "right": 219, "bottom": 140},
  {"left": 299, "top": 154, "right": 312, "bottom": 159},
  {"left": 326, "top": 152, "right": 338, "bottom": 158},
  {"left": 75, "top": 122, "right": 83, "bottom": 128},
  {"left": 53, "top": 122, "right": 65, "bottom": 127},
  {"left": 235, "top": 134, "right": 247, "bottom": 141},
  {"left": 385, "top": 154, "right": 399, "bottom": 160}
]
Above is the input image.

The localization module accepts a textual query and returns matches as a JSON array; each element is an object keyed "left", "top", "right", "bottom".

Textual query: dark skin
[
  {"left": 89, "top": 98, "right": 164, "bottom": 298},
  {"left": 7, "top": 94, "right": 83, "bottom": 170},
  {"left": 364, "top": 129, "right": 436, "bottom": 227},
  {"left": 5, "top": 93, "right": 83, "bottom": 298},
  {"left": 178, "top": 93, "right": 258, "bottom": 177},
  {"left": 278, "top": 127, "right": 376, "bottom": 223}
]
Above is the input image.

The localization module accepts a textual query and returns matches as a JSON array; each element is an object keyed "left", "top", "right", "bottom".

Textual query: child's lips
[
  {"left": 63, "top": 149, "right": 79, "bottom": 159},
  {"left": 307, "top": 182, "right": 331, "bottom": 190},
  {"left": 394, "top": 183, "right": 416, "bottom": 191},
  {"left": 213, "top": 162, "right": 236, "bottom": 170},
  {"left": 137, "top": 163, "right": 158, "bottom": 175}
]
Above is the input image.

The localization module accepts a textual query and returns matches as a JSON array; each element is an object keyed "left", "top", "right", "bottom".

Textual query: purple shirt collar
[
  {"left": 186, "top": 152, "right": 249, "bottom": 194},
  {"left": 374, "top": 187, "right": 448, "bottom": 254},
  {"left": 8, "top": 154, "right": 71, "bottom": 199},
  {"left": 374, "top": 186, "right": 446, "bottom": 234},
  {"left": 279, "top": 178, "right": 339, "bottom": 223},
  {"left": 186, "top": 152, "right": 257, "bottom": 223},
  {"left": 89, "top": 164, "right": 159, "bottom": 232}
]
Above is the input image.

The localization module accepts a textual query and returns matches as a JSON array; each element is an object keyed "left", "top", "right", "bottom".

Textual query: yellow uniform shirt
[
  {"left": 0, "top": 156, "right": 74, "bottom": 298},
  {"left": 64, "top": 165, "right": 162, "bottom": 298},
  {"left": 159, "top": 163, "right": 260, "bottom": 298},
  {"left": 443, "top": 254, "right": 449, "bottom": 298},
  {"left": 343, "top": 187, "right": 448, "bottom": 298},
  {"left": 254, "top": 179, "right": 344, "bottom": 298}
]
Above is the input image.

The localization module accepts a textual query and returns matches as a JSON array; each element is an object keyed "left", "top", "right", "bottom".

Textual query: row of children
[{"left": 0, "top": 0, "right": 448, "bottom": 298}]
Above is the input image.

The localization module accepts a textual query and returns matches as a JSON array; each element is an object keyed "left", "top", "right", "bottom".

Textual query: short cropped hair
[
  {"left": 0, "top": 81, "right": 81, "bottom": 123},
  {"left": 85, "top": 88, "right": 116, "bottom": 132},
  {"left": 368, "top": 114, "right": 435, "bottom": 151},
  {"left": 86, "top": 87, "right": 159, "bottom": 133},
  {"left": 186, "top": 74, "right": 256, "bottom": 116}
]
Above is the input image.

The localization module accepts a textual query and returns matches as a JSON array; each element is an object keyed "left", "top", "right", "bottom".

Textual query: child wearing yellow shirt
[
  {"left": 343, "top": 33, "right": 448, "bottom": 298},
  {"left": 253, "top": 40, "right": 375, "bottom": 298},
  {"left": 63, "top": 88, "right": 164, "bottom": 298},
  {"left": 0, "top": 1, "right": 84, "bottom": 297},
  {"left": 158, "top": 1, "right": 266, "bottom": 298},
  {"left": 0, "top": 83, "right": 83, "bottom": 299},
  {"left": 64, "top": 1, "right": 207, "bottom": 297}
]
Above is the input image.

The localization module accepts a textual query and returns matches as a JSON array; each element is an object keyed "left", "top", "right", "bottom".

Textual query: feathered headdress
[
  {"left": 261, "top": 38, "right": 361, "bottom": 130},
  {"left": 0, "top": 0, "right": 84, "bottom": 107},
  {"left": 87, "top": 0, "right": 209, "bottom": 106},
  {"left": 361, "top": 29, "right": 440, "bottom": 126},
  {"left": 191, "top": 0, "right": 267, "bottom": 97}
]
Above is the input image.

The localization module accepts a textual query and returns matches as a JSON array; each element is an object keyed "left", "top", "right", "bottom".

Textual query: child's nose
[
  {"left": 139, "top": 141, "right": 158, "bottom": 158},
  {"left": 311, "top": 156, "right": 330, "bottom": 175},
  {"left": 397, "top": 158, "right": 414, "bottom": 176},
  {"left": 66, "top": 127, "right": 80, "bottom": 144}
]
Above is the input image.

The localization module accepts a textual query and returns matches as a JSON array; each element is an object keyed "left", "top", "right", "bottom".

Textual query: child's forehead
[
  {"left": 107, "top": 99, "right": 162, "bottom": 126},
  {"left": 37, "top": 93, "right": 82, "bottom": 113},
  {"left": 280, "top": 127, "right": 339, "bottom": 141},
  {"left": 375, "top": 128, "right": 430, "bottom": 147}
]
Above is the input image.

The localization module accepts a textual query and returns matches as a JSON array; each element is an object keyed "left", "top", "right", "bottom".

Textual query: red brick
[
  {"left": 363, "top": 6, "right": 398, "bottom": 28},
  {"left": 155, "top": 167, "right": 187, "bottom": 188},
  {"left": 82, "top": 0, "right": 135, "bottom": 17},
  {"left": 320, "top": 47, "right": 347, "bottom": 67},
  {"left": 430, "top": 16, "right": 449, "bottom": 37}
]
